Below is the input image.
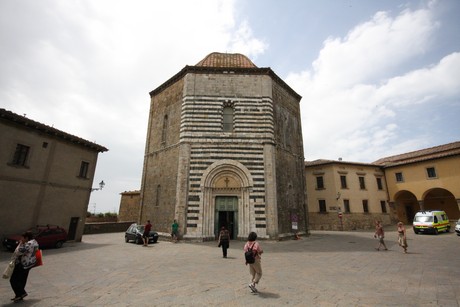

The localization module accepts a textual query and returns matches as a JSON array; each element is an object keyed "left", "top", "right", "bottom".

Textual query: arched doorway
[
  {"left": 201, "top": 160, "right": 253, "bottom": 240},
  {"left": 215, "top": 196, "right": 238, "bottom": 239},
  {"left": 393, "top": 190, "right": 418, "bottom": 224},
  {"left": 423, "top": 188, "right": 459, "bottom": 220}
]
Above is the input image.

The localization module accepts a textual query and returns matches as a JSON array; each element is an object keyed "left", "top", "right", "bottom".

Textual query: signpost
[{"left": 338, "top": 211, "right": 343, "bottom": 231}]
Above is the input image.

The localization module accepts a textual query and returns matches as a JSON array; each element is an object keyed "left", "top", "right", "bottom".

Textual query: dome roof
[{"left": 196, "top": 52, "right": 257, "bottom": 68}]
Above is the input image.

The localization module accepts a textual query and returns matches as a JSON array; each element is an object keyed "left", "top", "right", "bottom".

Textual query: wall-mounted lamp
[{"left": 91, "top": 180, "right": 105, "bottom": 192}]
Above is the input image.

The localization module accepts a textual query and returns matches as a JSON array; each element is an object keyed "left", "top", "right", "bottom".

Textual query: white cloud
[
  {"left": 311, "top": 8, "right": 437, "bottom": 89},
  {"left": 0, "top": 0, "right": 266, "bottom": 212},
  {"left": 377, "top": 52, "right": 460, "bottom": 107},
  {"left": 286, "top": 3, "right": 458, "bottom": 162}
]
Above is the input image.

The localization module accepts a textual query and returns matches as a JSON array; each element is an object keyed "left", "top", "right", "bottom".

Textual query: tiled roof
[
  {"left": 304, "top": 159, "right": 379, "bottom": 167},
  {"left": 372, "top": 141, "right": 460, "bottom": 167},
  {"left": 196, "top": 52, "right": 257, "bottom": 68},
  {"left": 0, "top": 108, "right": 108, "bottom": 152}
]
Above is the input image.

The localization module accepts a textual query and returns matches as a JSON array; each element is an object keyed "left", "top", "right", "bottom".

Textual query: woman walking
[
  {"left": 217, "top": 226, "right": 230, "bottom": 258},
  {"left": 10, "top": 231, "right": 39, "bottom": 302},
  {"left": 397, "top": 222, "right": 408, "bottom": 253},
  {"left": 374, "top": 220, "right": 388, "bottom": 251},
  {"left": 243, "top": 232, "right": 263, "bottom": 293}
]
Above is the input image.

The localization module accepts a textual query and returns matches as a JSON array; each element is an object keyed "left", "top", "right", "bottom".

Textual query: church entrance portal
[{"left": 215, "top": 196, "right": 238, "bottom": 239}]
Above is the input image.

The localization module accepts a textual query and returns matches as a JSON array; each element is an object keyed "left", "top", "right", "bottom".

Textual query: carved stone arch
[
  {"left": 200, "top": 160, "right": 253, "bottom": 239},
  {"left": 202, "top": 159, "right": 253, "bottom": 189},
  {"left": 223, "top": 100, "right": 234, "bottom": 108}
]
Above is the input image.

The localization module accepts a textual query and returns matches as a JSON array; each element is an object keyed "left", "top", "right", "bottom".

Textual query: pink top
[{"left": 244, "top": 241, "right": 263, "bottom": 259}]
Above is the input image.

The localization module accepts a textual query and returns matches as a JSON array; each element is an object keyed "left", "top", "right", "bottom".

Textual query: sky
[{"left": 1, "top": 0, "right": 459, "bottom": 214}]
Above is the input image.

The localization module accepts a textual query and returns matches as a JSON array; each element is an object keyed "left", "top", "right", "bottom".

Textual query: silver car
[{"left": 455, "top": 219, "right": 460, "bottom": 236}]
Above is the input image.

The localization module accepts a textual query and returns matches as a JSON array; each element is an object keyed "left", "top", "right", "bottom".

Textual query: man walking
[
  {"left": 171, "top": 220, "right": 179, "bottom": 243},
  {"left": 143, "top": 220, "right": 152, "bottom": 246}
]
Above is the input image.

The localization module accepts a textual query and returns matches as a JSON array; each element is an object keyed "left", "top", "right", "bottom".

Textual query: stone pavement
[{"left": 1, "top": 229, "right": 459, "bottom": 307}]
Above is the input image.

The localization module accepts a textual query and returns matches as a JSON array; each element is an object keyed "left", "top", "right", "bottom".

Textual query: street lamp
[
  {"left": 91, "top": 180, "right": 105, "bottom": 192},
  {"left": 336, "top": 192, "right": 343, "bottom": 231}
]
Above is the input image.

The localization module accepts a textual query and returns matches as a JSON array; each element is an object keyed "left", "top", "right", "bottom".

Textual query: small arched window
[{"left": 223, "top": 107, "right": 233, "bottom": 132}]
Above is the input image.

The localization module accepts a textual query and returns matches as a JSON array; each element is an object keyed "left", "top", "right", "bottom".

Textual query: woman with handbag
[{"left": 10, "top": 231, "right": 39, "bottom": 302}]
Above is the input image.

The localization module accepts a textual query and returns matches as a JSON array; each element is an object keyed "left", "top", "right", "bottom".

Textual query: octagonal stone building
[{"left": 139, "top": 52, "right": 307, "bottom": 240}]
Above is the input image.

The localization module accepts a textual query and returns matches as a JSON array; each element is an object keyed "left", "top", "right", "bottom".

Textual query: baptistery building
[{"left": 139, "top": 52, "right": 307, "bottom": 240}]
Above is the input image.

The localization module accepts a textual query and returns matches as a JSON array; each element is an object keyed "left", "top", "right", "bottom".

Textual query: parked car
[
  {"left": 3, "top": 225, "right": 68, "bottom": 251},
  {"left": 455, "top": 219, "right": 460, "bottom": 236},
  {"left": 125, "top": 223, "right": 159, "bottom": 244}
]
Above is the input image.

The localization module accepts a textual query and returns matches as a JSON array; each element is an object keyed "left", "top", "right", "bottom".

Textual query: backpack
[{"left": 244, "top": 243, "right": 256, "bottom": 264}]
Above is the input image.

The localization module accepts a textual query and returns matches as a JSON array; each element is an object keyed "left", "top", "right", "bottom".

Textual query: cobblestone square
[{"left": 1, "top": 230, "right": 459, "bottom": 306}]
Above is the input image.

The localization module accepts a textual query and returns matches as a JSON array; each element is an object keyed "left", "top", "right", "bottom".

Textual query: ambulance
[{"left": 413, "top": 210, "right": 450, "bottom": 234}]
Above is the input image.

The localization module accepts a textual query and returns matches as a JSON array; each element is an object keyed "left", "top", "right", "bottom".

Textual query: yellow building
[
  {"left": 306, "top": 141, "right": 460, "bottom": 231},
  {"left": 375, "top": 141, "right": 460, "bottom": 225},
  {"left": 305, "top": 160, "right": 393, "bottom": 231}
]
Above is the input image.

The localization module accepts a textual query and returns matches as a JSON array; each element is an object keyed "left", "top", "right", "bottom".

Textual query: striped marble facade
[{"left": 140, "top": 53, "right": 307, "bottom": 241}]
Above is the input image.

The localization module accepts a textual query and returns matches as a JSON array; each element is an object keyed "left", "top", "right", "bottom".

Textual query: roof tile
[{"left": 196, "top": 52, "right": 257, "bottom": 68}]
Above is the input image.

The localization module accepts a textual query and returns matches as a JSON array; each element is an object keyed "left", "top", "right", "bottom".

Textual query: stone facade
[
  {"left": 118, "top": 190, "right": 141, "bottom": 222},
  {"left": 140, "top": 53, "right": 307, "bottom": 240},
  {"left": 0, "top": 108, "right": 107, "bottom": 241}
]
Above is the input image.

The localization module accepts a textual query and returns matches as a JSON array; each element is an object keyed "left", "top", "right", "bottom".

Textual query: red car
[{"left": 3, "top": 225, "right": 68, "bottom": 251}]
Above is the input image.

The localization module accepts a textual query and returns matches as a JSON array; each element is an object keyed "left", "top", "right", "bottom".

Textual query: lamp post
[
  {"left": 91, "top": 180, "right": 105, "bottom": 192},
  {"left": 336, "top": 192, "right": 343, "bottom": 231}
]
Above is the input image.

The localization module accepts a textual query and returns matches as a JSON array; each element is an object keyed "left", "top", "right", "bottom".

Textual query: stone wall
[
  {"left": 272, "top": 80, "right": 307, "bottom": 236},
  {"left": 118, "top": 191, "right": 140, "bottom": 222},
  {"left": 84, "top": 221, "right": 134, "bottom": 234},
  {"left": 308, "top": 213, "right": 392, "bottom": 231},
  {"left": 140, "top": 78, "right": 183, "bottom": 234}
]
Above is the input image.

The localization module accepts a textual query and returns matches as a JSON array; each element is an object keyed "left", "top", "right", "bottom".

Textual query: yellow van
[{"left": 413, "top": 210, "right": 450, "bottom": 235}]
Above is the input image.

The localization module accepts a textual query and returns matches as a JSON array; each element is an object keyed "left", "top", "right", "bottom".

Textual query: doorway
[
  {"left": 68, "top": 217, "right": 79, "bottom": 240},
  {"left": 405, "top": 205, "right": 415, "bottom": 225},
  {"left": 218, "top": 211, "right": 235, "bottom": 239},
  {"left": 215, "top": 196, "right": 238, "bottom": 239}
]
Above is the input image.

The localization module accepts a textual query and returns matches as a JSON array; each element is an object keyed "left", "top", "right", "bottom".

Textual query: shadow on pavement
[{"left": 257, "top": 291, "right": 281, "bottom": 299}]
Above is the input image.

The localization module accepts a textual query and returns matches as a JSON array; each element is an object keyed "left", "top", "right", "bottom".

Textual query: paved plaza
[{"left": 1, "top": 229, "right": 459, "bottom": 306}]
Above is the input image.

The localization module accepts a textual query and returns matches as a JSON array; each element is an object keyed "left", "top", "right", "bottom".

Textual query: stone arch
[
  {"left": 200, "top": 160, "right": 254, "bottom": 239},
  {"left": 423, "top": 188, "right": 459, "bottom": 220},
  {"left": 393, "top": 190, "right": 418, "bottom": 224}
]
